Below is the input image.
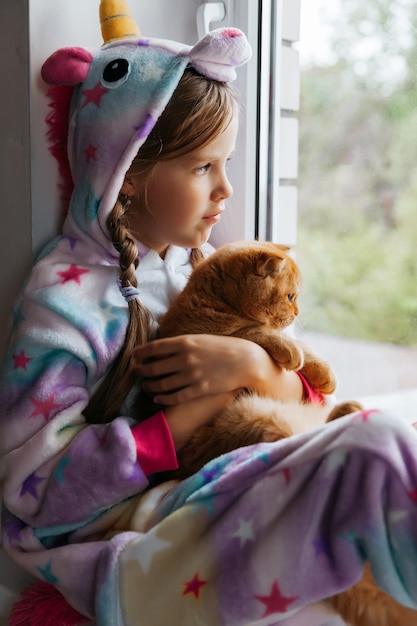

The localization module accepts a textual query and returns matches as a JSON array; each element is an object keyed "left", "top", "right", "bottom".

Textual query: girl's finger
[
  {"left": 153, "top": 383, "right": 206, "bottom": 406},
  {"left": 133, "top": 336, "right": 188, "bottom": 362},
  {"left": 135, "top": 354, "right": 183, "bottom": 379},
  {"left": 143, "top": 367, "right": 206, "bottom": 395}
]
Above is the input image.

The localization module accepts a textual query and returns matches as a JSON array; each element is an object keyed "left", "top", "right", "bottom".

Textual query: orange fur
[
  {"left": 329, "top": 563, "right": 417, "bottom": 625},
  {"left": 158, "top": 241, "right": 336, "bottom": 391}
]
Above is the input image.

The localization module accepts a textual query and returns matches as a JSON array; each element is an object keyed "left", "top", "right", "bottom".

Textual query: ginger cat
[
  {"left": 150, "top": 240, "right": 417, "bottom": 626},
  {"left": 154, "top": 240, "right": 356, "bottom": 476},
  {"left": 157, "top": 240, "right": 335, "bottom": 396}
]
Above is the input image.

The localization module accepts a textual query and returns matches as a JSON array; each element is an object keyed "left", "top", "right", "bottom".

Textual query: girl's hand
[
  {"left": 133, "top": 334, "right": 303, "bottom": 405},
  {"left": 164, "top": 392, "right": 236, "bottom": 450}
]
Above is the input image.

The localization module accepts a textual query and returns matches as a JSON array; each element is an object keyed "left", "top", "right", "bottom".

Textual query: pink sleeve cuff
[
  {"left": 131, "top": 411, "right": 179, "bottom": 476},
  {"left": 296, "top": 371, "right": 325, "bottom": 405}
]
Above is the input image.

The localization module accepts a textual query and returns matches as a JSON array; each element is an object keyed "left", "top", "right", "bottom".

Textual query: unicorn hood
[{"left": 41, "top": 0, "right": 251, "bottom": 259}]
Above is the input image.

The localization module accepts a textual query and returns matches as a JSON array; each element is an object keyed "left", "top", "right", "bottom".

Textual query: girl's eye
[{"left": 195, "top": 164, "right": 210, "bottom": 175}]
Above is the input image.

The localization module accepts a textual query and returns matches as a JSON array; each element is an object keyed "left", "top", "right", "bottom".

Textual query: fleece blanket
[{"left": 92, "top": 409, "right": 417, "bottom": 625}]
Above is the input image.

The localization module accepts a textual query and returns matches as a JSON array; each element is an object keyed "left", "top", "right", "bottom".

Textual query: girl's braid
[
  {"left": 190, "top": 246, "right": 205, "bottom": 267},
  {"left": 84, "top": 196, "right": 152, "bottom": 423}
]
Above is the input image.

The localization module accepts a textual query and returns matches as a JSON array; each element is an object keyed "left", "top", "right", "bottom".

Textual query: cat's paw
[
  {"left": 300, "top": 362, "right": 337, "bottom": 395},
  {"left": 327, "top": 401, "right": 363, "bottom": 422},
  {"left": 262, "top": 335, "right": 304, "bottom": 370},
  {"left": 280, "top": 345, "right": 304, "bottom": 370}
]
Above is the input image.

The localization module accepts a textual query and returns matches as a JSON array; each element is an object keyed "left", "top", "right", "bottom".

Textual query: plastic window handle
[{"left": 196, "top": 2, "right": 226, "bottom": 38}]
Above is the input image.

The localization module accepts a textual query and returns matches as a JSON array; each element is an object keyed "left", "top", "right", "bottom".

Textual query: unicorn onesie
[{"left": 1, "top": 2, "right": 417, "bottom": 626}]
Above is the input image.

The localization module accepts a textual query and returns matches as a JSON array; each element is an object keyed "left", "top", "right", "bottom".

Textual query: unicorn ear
[
  {"left": 41, "top": 47, "right": 94, "bottom": 85},
  {"left": 189, "top": 28, "right": 252, "bottom": 82}
]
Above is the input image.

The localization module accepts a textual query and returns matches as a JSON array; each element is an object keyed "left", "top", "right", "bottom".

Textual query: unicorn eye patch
[{"left": 101, "top": 58, "right": 131, "bottom": 88}]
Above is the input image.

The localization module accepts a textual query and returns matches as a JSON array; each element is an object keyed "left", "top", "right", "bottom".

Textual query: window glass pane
[{"left": 297, "top": 0, "right": 417, "bottom": 419}]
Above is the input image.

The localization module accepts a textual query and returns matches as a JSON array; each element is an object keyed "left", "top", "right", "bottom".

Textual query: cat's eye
[{"left": 288, "top": 294, "right": 295, "bottom": 302}]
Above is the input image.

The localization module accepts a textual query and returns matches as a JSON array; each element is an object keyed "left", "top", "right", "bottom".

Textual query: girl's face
[{"left": 128, "top": 117, "right": 238, "bottom": 257}]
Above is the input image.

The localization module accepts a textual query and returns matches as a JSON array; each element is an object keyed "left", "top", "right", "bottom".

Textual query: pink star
[
  {"left": 12, "top": 350, "right": 32, "bottom": 371},
  {"left": 57, "top": 263, "right": 90, "bottom": 285},
  {"left": 182, "top": 573, "right": 207, "bottom": 599},
  {"left": 222, "top": 28, "right": 241, "bottom": 38},
  {"left": 97, "top": 430, "right": 108, "bottom": 447},
  {"left": 29, "top": 393, "right": 63, "bottom": 421},
  {"left": 408, "top": 488, "right": 417, "bottom": 502},
  {"left": 82, "top": 82, "right": 108, "bottom": 108},
  {"left": 354, "top": 408, "right": 378, "bottom": 422},
  {"left": 254, "top": 580, "right": 298, "bottom": 617},
  {"left": 84, "top": 143, "right": 98, "bottom": 161}
]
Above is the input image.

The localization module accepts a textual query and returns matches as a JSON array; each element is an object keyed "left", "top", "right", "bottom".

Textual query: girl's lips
[{"left": 203, "top": 210, "right": 223, "bottom": 222}]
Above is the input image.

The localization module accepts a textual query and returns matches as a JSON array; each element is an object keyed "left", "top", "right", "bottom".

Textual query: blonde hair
[{"left": 84, "top": 68, "right": 238, "bottom": 423}]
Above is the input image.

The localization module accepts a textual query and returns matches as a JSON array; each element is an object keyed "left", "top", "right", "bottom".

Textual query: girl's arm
[
  {"left": 133, "top": 334, "right": 304, "bottom": 406},
  {"left": 0, "top": 251, "right": 179, "bottom": 530},
  {"left": 164, "top": 391, "right": 237, "bottom": 450}
]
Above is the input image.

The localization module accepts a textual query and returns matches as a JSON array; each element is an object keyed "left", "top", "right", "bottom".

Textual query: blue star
[
  {"left": 201, "top": 462, "right": 223, "bottom": 483},
  {"left": 338, "top": 530, "right": 366, "bottom": 560},
  {"left": 37, "top": 559, "right": 59, "bottom": 584},
  {"left": 54, "top": 457, "right": 71, "bottom": 483},
  {"left": 99, "top": 301, "right": 125, "bottom": 342},
  {"left": 258, "top": 451, "right": 270, "bottom": 465},
  {"left": 339, "top": 530, "right": 357, "bottom": 544},
  {"left": 193, "top": 493, "right": 217, "bottom": 516},
  {"left": 12, "top": 305, "right": 25, "bottom": 331}
]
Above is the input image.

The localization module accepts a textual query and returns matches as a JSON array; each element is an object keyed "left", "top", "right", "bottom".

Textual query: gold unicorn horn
[{"left": 100, "top": 0, "right": 141, "bottom": 44}]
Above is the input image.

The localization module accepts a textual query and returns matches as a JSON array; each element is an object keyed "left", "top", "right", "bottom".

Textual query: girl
[
  {"left": 2, "top": 3, "right": 417, "bottom": 625},
  {"left": 0, "top": 5, "right": 299, "bottom": 622}
]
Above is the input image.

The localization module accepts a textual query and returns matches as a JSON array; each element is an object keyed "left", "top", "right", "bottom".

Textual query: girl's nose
[{"left": 213, "top": 172, "right": 233, "bottom": 201}]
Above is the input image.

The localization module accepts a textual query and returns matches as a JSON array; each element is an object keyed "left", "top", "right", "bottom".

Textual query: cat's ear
[
  {"left": 258, "top": 255, "right": 286, "bottom": 277},
  {"left": 274, "top": 243, "right": 290, "bottom": 253}
]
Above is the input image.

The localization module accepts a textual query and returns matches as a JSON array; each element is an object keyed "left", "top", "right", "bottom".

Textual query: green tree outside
[{"left": 297, "top": 0, "right": 417, "bottom": 346}]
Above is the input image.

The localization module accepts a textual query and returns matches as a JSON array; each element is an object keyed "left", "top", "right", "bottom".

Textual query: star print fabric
[{"left": 104, "top": 411, "right": 417, "bottom": 625}]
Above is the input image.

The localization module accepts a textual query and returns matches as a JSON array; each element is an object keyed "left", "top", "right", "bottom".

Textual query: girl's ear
[{"left": 120, "top": 177, "right": 136, "bottom": 196}]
